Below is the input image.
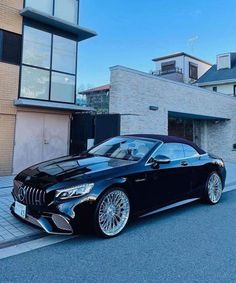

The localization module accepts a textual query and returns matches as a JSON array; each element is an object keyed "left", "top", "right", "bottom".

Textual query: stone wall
[{"left": 109, "top": 65, "right": 236, "bottom": 161}]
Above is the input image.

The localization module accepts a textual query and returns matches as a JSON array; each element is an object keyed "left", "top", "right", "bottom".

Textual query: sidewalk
[{"left": 0, "top": 162, "right": 236, "bottom": 247}]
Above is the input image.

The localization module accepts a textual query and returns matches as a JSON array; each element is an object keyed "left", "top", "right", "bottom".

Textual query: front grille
[{"left": 13, "top": 180, "right": 46, "bottom": 206}]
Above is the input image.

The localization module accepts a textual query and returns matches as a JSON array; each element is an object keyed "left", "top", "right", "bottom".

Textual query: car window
[
  {"left": 88, "top": 137, "right": 158, "bottom": 161},
  {"left": 182, "top": 144, "right": 199, "bottom": 158},
  {"left": 154, "top": 143, "right": 185, "bottom": 160}
]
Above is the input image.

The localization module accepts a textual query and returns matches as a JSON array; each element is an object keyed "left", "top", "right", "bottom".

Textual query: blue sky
[{"left": 78, "top": 0, "right": 236, "bottom": 90}]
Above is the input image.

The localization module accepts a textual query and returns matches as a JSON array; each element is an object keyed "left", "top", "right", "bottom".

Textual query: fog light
[{"left": 52, "top": 214, "right": 72, "bottom": 231}]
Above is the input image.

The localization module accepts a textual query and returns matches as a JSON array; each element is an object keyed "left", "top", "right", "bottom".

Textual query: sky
[{"left": 77, "top": 0, "right": 236, "bottom": 90}]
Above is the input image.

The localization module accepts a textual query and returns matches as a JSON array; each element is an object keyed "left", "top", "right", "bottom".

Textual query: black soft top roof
[{"left": 125, "top": 134, "right": 206, "bottom": 155}]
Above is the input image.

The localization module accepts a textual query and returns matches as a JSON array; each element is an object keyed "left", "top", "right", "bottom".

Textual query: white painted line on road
[{"left": 0, "top": 235, "right": 76, "bottom": 260}]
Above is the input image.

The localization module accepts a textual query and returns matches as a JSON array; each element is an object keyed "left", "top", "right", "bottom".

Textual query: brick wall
[
  {"left": 0, "top": 0, "right": 22, "bottom": 175},
  {"left": 0, "top": 115, "right": 16, "bottom": 175},
  {"left": 0, "top": 0, "right": 23, "bottom": 34},
  {"left": 0, "top": 63, "right": 19, "bottom": 175},
  {"left": 109, "top": 66, "right": 236, "bottom": 162}
]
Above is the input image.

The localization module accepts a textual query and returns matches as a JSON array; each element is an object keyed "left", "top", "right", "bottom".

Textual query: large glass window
[
  {"left": 20, "top": 66, "right": 50, "bottom": 100},
  {"left": 52, "top": 35, "right": 76, "bottom": 74},
  {"left": 25, "top": 0, "right": 78, "bottom": 24},
  {"left": 20, "top": 25, "right": 77, "bottom": 103},
  {"left": 54, "top": 0, "right": 78, "bottom": 23},
  {"left": 25, "top": 0, "right": 53, "bottom": 15},
  {"left": 23, "top": 26, "right": 51, "bottom": 68},
  {"left": 51, "top": 72, "right": 75, "bottom": 103}
]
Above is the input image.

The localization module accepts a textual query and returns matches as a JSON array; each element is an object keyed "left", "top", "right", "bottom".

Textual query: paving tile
[{"left": 0, "top": 176, "right": 40, "bottom": 245}]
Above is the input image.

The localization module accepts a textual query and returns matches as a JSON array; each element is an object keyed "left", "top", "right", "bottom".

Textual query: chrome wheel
[
  {"left": 98, "top": 190, "right": 130, "bottom": 237},
  {"left": 207, "top": 173, "right": 222, "bottom": 204}
]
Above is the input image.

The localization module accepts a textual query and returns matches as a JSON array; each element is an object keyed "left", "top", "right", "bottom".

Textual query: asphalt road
[{"left": 1, "top": 190, "right": 236, "bottom": 283}]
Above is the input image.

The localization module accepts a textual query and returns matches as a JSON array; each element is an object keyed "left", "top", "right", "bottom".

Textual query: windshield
[{"left": 88, "top": 137, "right": 158, "bottom": 161}]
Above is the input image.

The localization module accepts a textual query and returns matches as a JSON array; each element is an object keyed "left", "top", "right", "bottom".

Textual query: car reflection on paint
[{"left": 11, "top": 134, "right": 226, "bottom": 238}]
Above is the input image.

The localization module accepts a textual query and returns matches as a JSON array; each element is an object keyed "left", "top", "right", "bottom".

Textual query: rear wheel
[
  {"left": 203, "top": 172, "right": 223, "bottom": 204},
  {"left": 94, "top": 188, "right": 130, "bottom": 238}
]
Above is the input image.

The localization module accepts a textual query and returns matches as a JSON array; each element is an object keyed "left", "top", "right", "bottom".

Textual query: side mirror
[{"left": 151, "top": 155, "right": 171, "bottom": 169}]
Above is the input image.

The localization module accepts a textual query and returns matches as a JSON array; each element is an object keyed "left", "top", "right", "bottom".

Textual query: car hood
[{"left": 16, "top": 155, "right": 136, "bottom": 189}]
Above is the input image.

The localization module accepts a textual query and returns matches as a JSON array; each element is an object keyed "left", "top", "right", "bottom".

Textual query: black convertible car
[{"left": 11, "top": 134, "right": 226, "bottom": 238}]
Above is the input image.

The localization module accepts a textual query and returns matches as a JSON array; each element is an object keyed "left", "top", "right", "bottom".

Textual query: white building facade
[
  {"left": 152, "top": 52, "right": 212, "bottom": 84},
  {"left": 197, "top": 53, "right": 236, "bottom": 96}
]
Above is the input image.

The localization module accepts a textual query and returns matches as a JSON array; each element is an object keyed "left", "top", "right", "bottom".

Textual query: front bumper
[{"left": 11, "top": 202, "right": 74, "bottom": 235}]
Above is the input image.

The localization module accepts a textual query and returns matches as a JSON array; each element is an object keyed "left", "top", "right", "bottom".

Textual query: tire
[
  {"left": 94, "top": 188, "right": 130, "bottom": 238},
  {"left": 203, "top": 172, "right": 223, "bottom": 204}
]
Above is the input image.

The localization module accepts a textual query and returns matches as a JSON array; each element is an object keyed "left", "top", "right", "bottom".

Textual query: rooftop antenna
[{"left": 188, "top": 36, "right": 199, "bottom": 53}]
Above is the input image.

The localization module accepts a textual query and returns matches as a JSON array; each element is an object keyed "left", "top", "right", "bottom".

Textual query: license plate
[{"left": 14, "top": 201, "right": 27, "bottom": 219}]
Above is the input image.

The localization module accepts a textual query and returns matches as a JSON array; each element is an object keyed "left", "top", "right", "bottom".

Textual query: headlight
[{"left": 55, "top": 183, "right": 94, "bottom": 200}]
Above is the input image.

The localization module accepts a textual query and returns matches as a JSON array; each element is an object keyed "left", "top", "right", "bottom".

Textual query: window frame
[
  {"left": 161, "top": 60, "right": 176, "bottom": 73},
  {"left": 19, "top": 21, "right": 78, "bottom": 104},
  {"left": 189, "top": 62, "right": 198, "bottom": 80}
]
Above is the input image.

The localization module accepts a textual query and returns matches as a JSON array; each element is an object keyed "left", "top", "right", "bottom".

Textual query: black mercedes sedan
[{"left": 11, "top": 134, "right": 226, "bottom": 238}]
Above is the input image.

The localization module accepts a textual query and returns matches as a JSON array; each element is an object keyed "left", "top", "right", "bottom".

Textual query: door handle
[{"left": 181, "top": 161, "right": 188, "bottom": 166}]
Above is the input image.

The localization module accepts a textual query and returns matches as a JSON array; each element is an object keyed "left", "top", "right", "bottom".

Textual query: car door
[
  {"left": 182, "top": 144, "right": 207, "bottom": 197},
  {"left": 143, "top": 143, "right": 192, "bottom": 209}
]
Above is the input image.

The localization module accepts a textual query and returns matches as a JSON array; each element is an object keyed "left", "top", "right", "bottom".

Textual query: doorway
[{"left": 13, "top": 112, "right": 70, "bottom": 174}]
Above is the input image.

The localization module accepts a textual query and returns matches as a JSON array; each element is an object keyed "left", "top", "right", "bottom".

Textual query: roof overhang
[
  {"left": 168, "top": 111, "right": 230, "bottom": 121},
  {"left": 20, "top": 8, "right": 97, "bottom": 41},
  {"left": 152, "top": 52, "right": 212, "bottom": 66},
  {"left": 196, "top": 78, "right": 236, "bottom": 87},
  {"left": 15, "top": 99, "right": 95, "bottom": 112}
]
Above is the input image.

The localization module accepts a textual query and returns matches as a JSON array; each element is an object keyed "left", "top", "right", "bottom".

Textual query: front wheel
[
  {"left": 94, "top": 188, "right": 130, "bottom": 238},
  {"left": 203, "top": 172, "right": 223, "bottom": 204}
]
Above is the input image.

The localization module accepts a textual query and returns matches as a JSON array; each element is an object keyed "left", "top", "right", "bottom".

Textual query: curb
[{"left": 0, "top": 232, "right": 46, "bottom": 250}]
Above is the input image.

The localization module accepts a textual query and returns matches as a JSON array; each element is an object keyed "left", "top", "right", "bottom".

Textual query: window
[
  {"left": 161, "top": 61, "right": 176, "bottom": 73},
  {"left": 52, "top": 35, "right": 76, "bottom": 74},
  {"left": 155, "top": 143, "right": 185, "bottom": 160},
  {"left": 51, "top": 72, "right": 75, "bottom": 103},
  {"left": 88, "top": 137, "right": 157, "bottom": 161},
  {"left": 25, "top": 0, "right": 78, "bottom": 24},
  {"left": 234, "top": 85, "right": 236, "bottom": 97},
  {"left": 213, "top": 86, "right": 217, "bottom": 92},
  {"left": 20, "top": 25, "right": 77, "bottom": 103},
  {"left": 20, "top": 66, "right": 50, "bottom": 100},
  {"left": 189, "top": 62, "right": 198, "bottom": 80},
  {"left": 0, "top": 30, "right": 22, "bottom": 65},
  {"left": 22, "top": 26, "right": 51, "bottom": 69},
  {"left": 182, "top": 144, "right": 199, "bottom": 158},
  {"left": 54, "top": 0, "right": 78, "bottom": 23},
  {"left": 25, "top": 0, "right": 53, "bottom": 14}
]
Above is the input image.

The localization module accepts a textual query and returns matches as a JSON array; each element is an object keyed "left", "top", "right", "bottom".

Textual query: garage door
[{"left": 13, "top": 112, "right": 70, "bottom": 174}]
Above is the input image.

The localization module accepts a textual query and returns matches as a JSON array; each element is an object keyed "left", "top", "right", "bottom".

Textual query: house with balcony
[
  {"left": 196, "top": 53, "right": 236, "bottom": 96},
  {"left": 152, "top": 52, "right": 212, "bottom": 84},
  {"left": 79, "top": 84, "right": 110, "bottom": 114},
  {"left": 0, "top": 0, "right": 96, "bottom": 175}
]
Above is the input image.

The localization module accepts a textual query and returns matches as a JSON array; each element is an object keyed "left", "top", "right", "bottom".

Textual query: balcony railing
[{"left": 152, "top": 67, "right": 183, "bottom": 76}]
